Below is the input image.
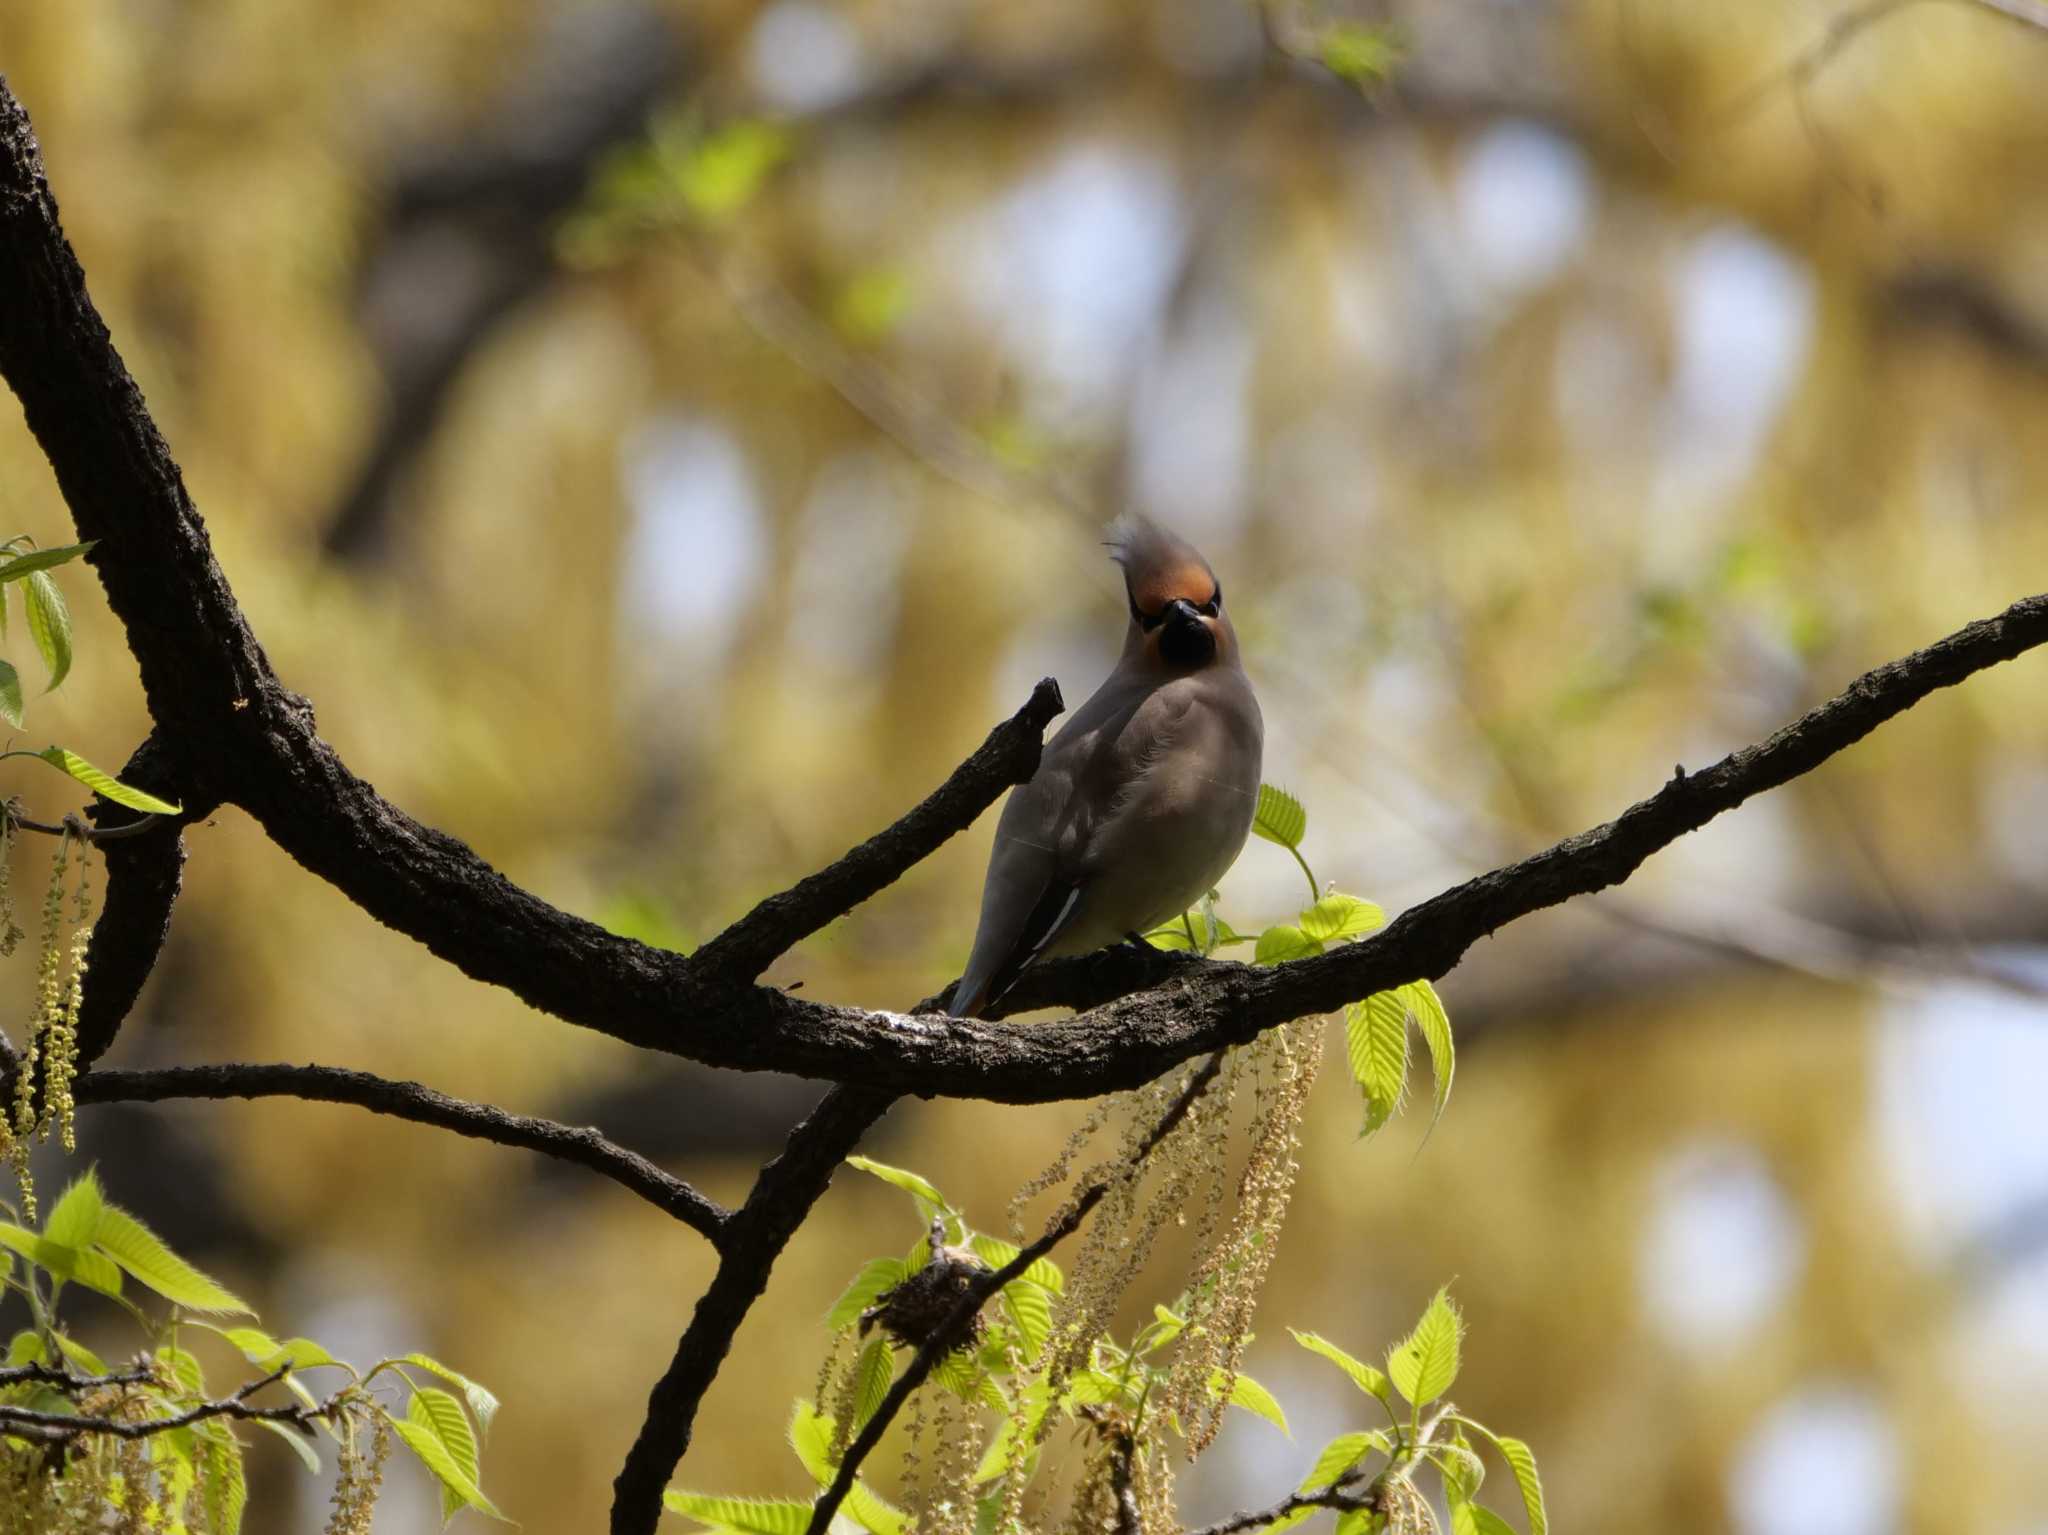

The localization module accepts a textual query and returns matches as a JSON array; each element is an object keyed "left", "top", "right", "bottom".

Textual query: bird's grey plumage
[{"left": 950, "top": 518, "right": 1263, "bottom": 1018}]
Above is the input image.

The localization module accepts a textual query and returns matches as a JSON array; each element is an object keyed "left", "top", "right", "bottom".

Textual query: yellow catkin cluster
[
  {"left": 5, "top": 838, "right": 97, "bottom": 1211},
  {"left": 0, "top": 813, "right": 23, "bottom": 957},
  {"left": 1164, "top": 1019, "right": 1323, "bottom": 1458},
  {"left": 323, "top": 1405, "right": 390, "bottom": 1535}
]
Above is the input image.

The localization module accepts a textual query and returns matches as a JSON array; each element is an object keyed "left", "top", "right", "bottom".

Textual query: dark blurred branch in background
[{"left": 322, "top": 4, "right": 688, "bottom": 563}]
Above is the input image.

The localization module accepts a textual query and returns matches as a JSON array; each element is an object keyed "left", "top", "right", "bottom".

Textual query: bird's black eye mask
[{"left": 1129, "top": 586, "right": 1222, "bottom": 631}]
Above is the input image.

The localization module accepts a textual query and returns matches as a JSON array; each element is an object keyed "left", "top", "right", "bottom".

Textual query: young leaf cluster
[
  {"left": 1145, "top": 785, "right": 1456, "bottom": 1142},
  {"left": 0, "top": 1171, "right": 502, "bottom": 1533}
]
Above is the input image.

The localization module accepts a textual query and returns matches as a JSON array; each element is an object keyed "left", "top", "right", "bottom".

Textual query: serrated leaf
[
  {"left": 844, "top": 1156, "right": 949, "bottom": 1224},
  {"left": 201, "top": 1430, "right": 246, "bottom": 1535},
  {"left": 397, "top": 1353, "right": 499, "bottom": 1436},
  {"left": 29, "top": 747, "right": 183, "bottom": 815},
  {"left": 23, "top": 570, "right": 71, "bottom": 692},
  {"left": 828, "top": 1257, "right": 909, "bottom": 1331},
  {"left": 933, "top": 1350, "right": 1006, "bottom": 1412},
  {"left": 968, "top": 1233, "right": 1063, "bottom": 1293},
  {"left": 1299, "top": 894, "right": 1386, "bottom": 943},
  {"left": 40, "top": 1238, "right": 125, "bottom": 1298},
  {"left": 1465, "top": 1507, "right": 1521, "bottom": 1535},
  {"left": 1345, "top": 993, "right": 1410, "bottom": 1137},
  {"left": 411, "top": 1387, "right": 481, "bottom": 1523},
  {"left": 93, "top": 1201, "right": 251, "bottom": 1314},
  {"left": 1388, "top": 1288, "right": 1462, "bottom": 1408},
  {"left": 0, "top": 543, "right": 94, "bottom": 583},
  {"left": 1435, "top": 1432, "right": 1485, "bottom": 1503},
  {"left": 0, "top": 659, "right": 21, "bottom": 728},
  {"left": 1492, "top": 1436, "right": 1546, "bottom": 1535},
  {"left": 51, "top": 1331, "right": 107, "bottom": 1375},
  {"left": 661, "top": 1493, "right": 815, "bottom": 1535},
  {"left": 1298, "top": 1430, "right": 1388, "bottom": 1493},
  {"left": 255, "top": 1418, "right": 322, "bottom": 1477},
  {"left": 1002, "top": 1278, "right": 1052, "bottom": 1363},
  {"left": 1253, "top": 784, "right": 1307, "bottom": 849},
  {"left": 1404, "top": 979, "right": 1455, "bottom": 1127},
  {"left": 1256, "top": 925, "right": 1322, "bottom": 966},
  {"left": 42, "top": 1172, "right": 104, "bottom": 1250},
  {"left": 1289, "top": 1329, "right": 1393, "bottom": 1403},
  {"left": 1208, "top": 1368, "right": 1289, "bottom": 1433},
  {"left": 850, "top": 1337, "right": 893, "bottom": 1431},
  {"left": 975, "top": 1379, "right": 1054, "bottom": 1484},
  {"left": 390, "top": 1412, "right": 505, "bottom": 1521}
]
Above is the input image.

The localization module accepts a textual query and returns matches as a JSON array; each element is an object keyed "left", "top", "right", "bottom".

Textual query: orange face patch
[{"left": 1128, "top": 560, "right": 1217, "bottom": 616}]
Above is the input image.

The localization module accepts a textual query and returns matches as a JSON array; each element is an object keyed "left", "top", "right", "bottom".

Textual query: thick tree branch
[
  {"left": 74, "top": 1062, "right": 729, "bottom": 1243},
  {"left": 612, "top": 1085, "right": 895, "bottom": 1535}
]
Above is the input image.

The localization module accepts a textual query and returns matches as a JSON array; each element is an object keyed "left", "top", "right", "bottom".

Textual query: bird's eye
[{"left": 1200, "top": 587, "right": 1222, "bottom": 617}]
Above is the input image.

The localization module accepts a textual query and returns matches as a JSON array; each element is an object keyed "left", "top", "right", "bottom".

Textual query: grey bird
[{"left": 949, "top": 517, "right": 1263, "bottom": 1018}]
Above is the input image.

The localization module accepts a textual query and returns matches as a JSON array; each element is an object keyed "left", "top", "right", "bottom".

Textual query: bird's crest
[{"left": 1105, "top": 515, "right": 1218, "bottom": 615}]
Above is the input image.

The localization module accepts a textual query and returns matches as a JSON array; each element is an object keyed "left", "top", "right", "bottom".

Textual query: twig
[
  {"left": 1185, "top": 1477, "right": 1378, "bottom": 1535},
  {"left": 0, "top": 1362, "right": 155, "bottom": 1390},
  {"left": 692, "top": 677, "right": 1065, "bottom": 982},
  {"left": 611, "top": 1085, "right": 897, "bottom": 1533},
  {"left": 803, "top": 1053, "right": 1225, "bottom": 1535},
  {"left": 0, "top": 1363, "right": 344, "bottom": 1441},
  {"left": 75, "top": 1063, "right": 730, "bottom": 1244}
]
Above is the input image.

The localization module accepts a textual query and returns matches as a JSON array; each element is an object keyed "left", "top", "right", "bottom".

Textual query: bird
[{"left": 949, "top": 516, "right": 1263, "bottom": 1018}]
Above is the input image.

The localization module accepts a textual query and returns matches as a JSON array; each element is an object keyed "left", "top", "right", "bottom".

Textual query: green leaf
[
  {"left": 1209, "top": 1368, "right": 1289, "bottom": 1434},
  {"left": 661, "top": 1493, "right": 815, "bottom": 1535},
  {"left": 255, "top": 1418, "right": 322, "bottom": 1477},
  {"left": 40, "top": 1238, "right": 125, "bottom": 1298},
  {"left": 1333, "top": 1511, "right": 1376, "bottom": 1535},
  {"left": 1388, "top": 1287, "right": 1462, "bottom": 1408},
  {"left": 411, "top": 1387, "right": 482, "bottom": 1523},
  {"left": 850, "top": 1337, "right": 894, "bottom": 1431},
  {"left": 0, "top": 543, "right": 94, "bottom": 583},
  {"left": 1483, "top": 1432, "right": 1547, "bottom": 1535},
  {"left": 1001, "top": 1277, "right": 1053, "bottom": 1363},
  {"left": 390, "top": 1410, "right": 505, "bottom": 1521},
  {"left": 1345, "top": 993, "right": 1409, "bottom": 1137},
  {"left": 201, "top": 1429, "right": 247, "bottom": 1535},
  {"left": 1255, "top": 925, "right": 1322, "bottom": 966},
  {"left": 158, "top": 1344, "right": 206, "bottom": 1395},
  {"left": 1298, "top": 1430, "right": 1388, "bottom": 1493},
  {"left": 975, "top": 1380, "right": 1054, "bottom": 1484},
  {"left": 1289, "top": 1330, "right": 1393, "bottom": 1403},
  {"left": 1403, "top": 979, "right": 1455, "bottom": 1128},
  {"left": 967, "top": 1233, "right": 1063, "bottom": 1293},
  {"left": 0, "top": 659, "right": 22, "bottom": 728},
  {"left": 1319, "top": 22, "right": 1400, "bottom": 85},
  {"left": 42, "top": 1172, "right": 105, "bottom": 1250},
  {"left": 1144, "top": 922, "right": 1197, "bottom": 952},
  {"left": 395, "top": 1353, "right": 500, "bottom": 1436},
  {"left": 932, "top": 1350, "right": 1007, "bottom": 1412},
  {"left": 844, "top": 1155, "right": 949, "bottom": 1225},
  {"left": 1253, "top": 783, "right": 1307, "bottom": 850},
  {"left": 673, "top": 120, "right": 792, "bottom": 223},
  {"left": 1464, "top": 1507, "right": 1521, "bottom": 1535},
  {"left": 6, "top": 1329, "right": 45, "bottom": 1366},
  {"left": 1435, "top": 1432, "right": 1486, "bottom": 1503},
  {"left": 23, "top": 570, "right": 71, "bottom": 692},
  {"left": 51, "top": 1331, "right": 107, "bottom": 1375},
  {"left": 1299, "top": 895, "right": 1386, "bottom": 943},
  {"left": 93, "top": 1201, "right": 251, "bottom": 1314},
  {"left": 27, "top": 747, "right": 182, "bottom": 815},
  {"left": 827, "top": 1257, "right": 909, "bottom": 1331}
]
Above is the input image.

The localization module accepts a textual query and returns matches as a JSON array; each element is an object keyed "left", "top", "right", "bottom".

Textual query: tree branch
[
  {"left": 74, "top": 1062, "right": 729, "bottom": 1244},
  {"left": 1184, "top": 1479, "right": 1378, "bottom": 1535},
  {"left": 611, "top": 1085, "right": 895, "bottom": 1535},
  {"left": 690, "top": 677, "right": 1064, "bottom": 982},
  {"left": 0, "top": 1362, "right": 344, "bottom": 1442}
]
